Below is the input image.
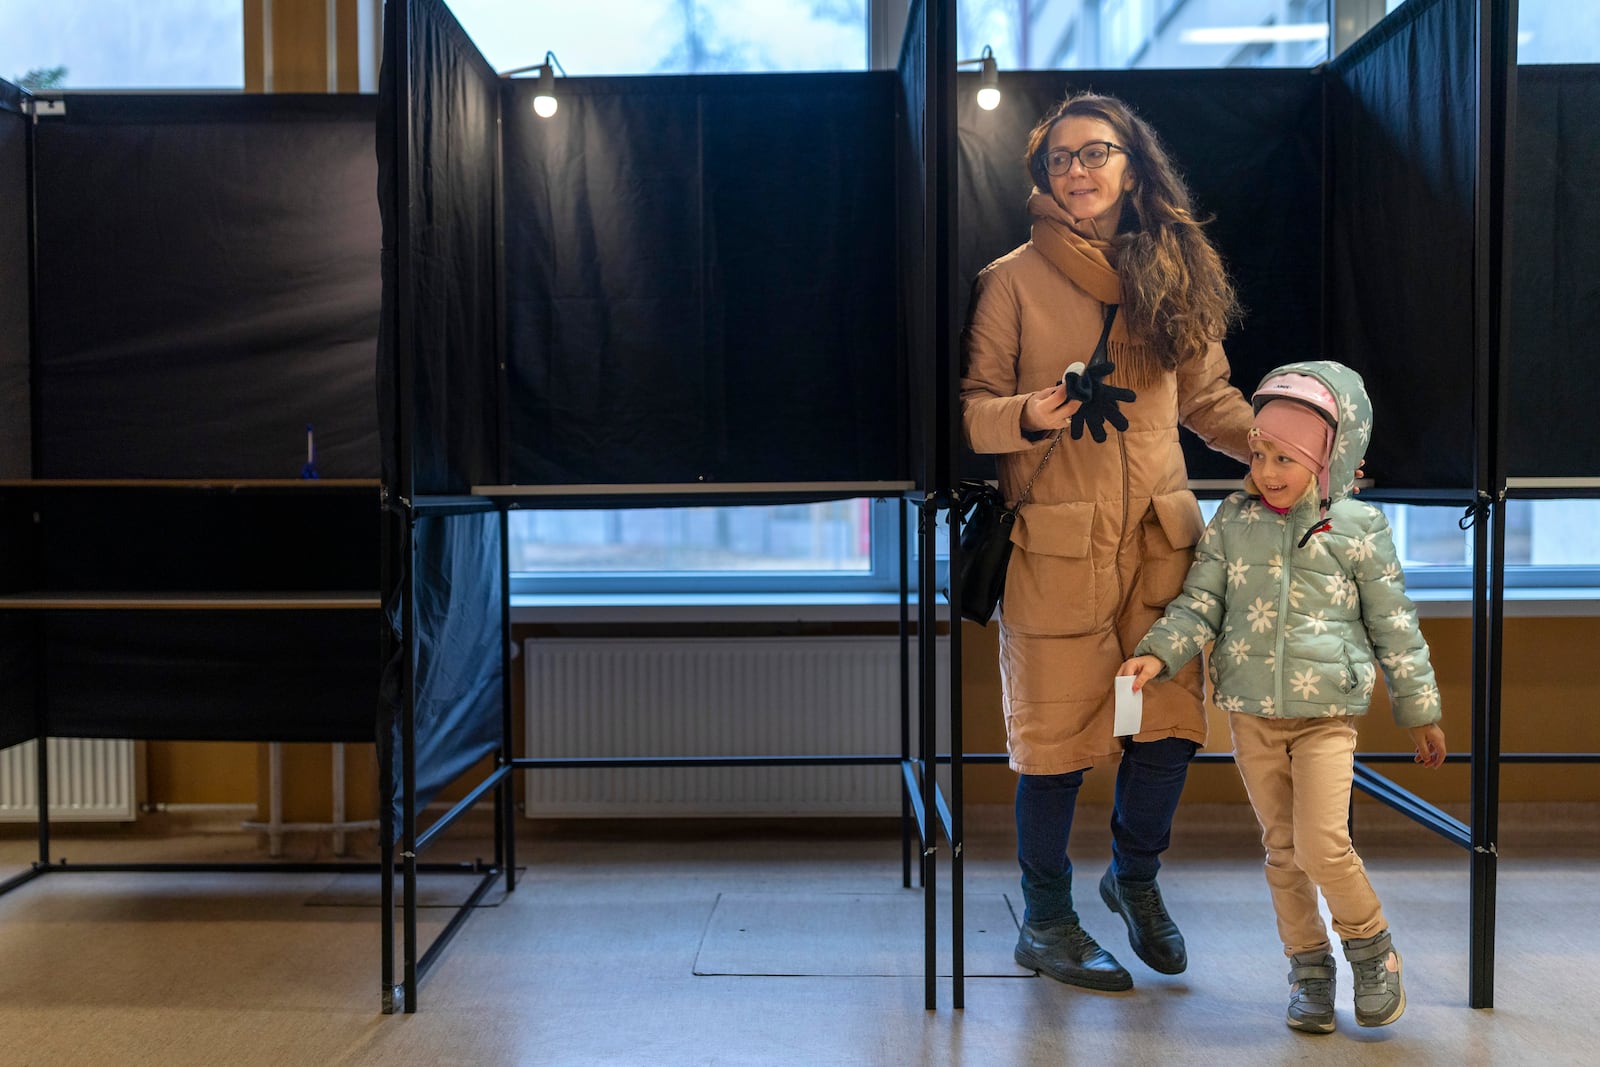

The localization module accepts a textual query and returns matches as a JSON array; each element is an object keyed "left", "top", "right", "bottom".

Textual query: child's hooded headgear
[{"left": 1248, "top": 363, "right": 1371, "bottom": 515}]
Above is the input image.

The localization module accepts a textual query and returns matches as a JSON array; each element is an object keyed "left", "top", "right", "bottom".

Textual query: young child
[{"left": 1119, "top": 360, "right": 1447, "bottom": 1034}]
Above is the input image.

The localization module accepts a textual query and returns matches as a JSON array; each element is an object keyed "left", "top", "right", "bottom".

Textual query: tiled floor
[{"left": 0, "top": 802, "right": 1593, "bottom": 1066}]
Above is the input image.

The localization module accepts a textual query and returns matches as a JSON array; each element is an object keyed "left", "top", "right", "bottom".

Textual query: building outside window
[{"left": 0, "top": 1, "right": 243, "bottom": 90}]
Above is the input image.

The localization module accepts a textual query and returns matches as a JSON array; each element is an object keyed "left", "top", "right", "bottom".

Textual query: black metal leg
[
  {"left": 499, "top": 506, "right": 517, "bottom": 896},
  {"left": 948, "top": 499, "right": 964, "bottom": 1011},
  {"left": 380, "top": 799, "right": 396, "bottom": 1014},
  {"left": 919, "top": 495, "right": 939, "bottom": 1011},
  {"left": 902, "top": 502, "right": 915, "bottom": 895},
  {"left": 402, "top": 516, "right": 419, "bottom": 1014},
  {"left": 34, "top": 729, "right": 50, "bottom": 867},
  {"left": 1470, "top": 494, "right": 1505, "bottom": 1007}
]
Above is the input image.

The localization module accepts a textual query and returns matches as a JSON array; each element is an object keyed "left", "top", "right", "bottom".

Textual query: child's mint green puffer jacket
[{"left": 1134, "top": 361, "right": 1441, "bottom": 726}]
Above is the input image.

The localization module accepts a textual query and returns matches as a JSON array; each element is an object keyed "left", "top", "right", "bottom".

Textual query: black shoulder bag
[{"left": 950, "top": 305, "right": 1120, "bottom": 625}]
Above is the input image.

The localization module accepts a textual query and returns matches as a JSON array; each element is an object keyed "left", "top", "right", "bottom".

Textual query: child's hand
[
  {"left": 1118, "top": 656, "right": 1164, "bottom": 692},
  {"left": 1409, "top": 723, "right": 1447, "bottom": 768}
]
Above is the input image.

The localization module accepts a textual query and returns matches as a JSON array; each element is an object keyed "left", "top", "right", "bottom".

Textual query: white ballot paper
[{"left": 1113, "top": 675, "right": 1144, "bottom": 737}]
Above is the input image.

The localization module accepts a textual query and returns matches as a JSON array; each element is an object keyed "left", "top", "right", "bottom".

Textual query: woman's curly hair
[{"left": 1024, "top": 92, "right": 1243, "bottom": 369}]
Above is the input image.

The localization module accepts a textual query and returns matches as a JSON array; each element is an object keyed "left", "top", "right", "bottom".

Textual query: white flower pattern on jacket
[
  {"left": 1131, "top": 361, "right": 1443, "bottom": 729},
  {"left": 1290, "top": 669, "right": 1321, "bottom": 699}
]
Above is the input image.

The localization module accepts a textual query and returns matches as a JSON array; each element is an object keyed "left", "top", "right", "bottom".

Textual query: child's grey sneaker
[
  {"left": 1343, "top": 930, "right": 1405, "bottom": 1027},
  {"left": 1285, "top": 951, "right": 1337, "bottom": 1034}
]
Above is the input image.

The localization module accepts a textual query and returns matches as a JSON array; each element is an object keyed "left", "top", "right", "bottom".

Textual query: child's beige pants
[{"left": 1229, "top": 712, "right": 1388, "bottom": 956}]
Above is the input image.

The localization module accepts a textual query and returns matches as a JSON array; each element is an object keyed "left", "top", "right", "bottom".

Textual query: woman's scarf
[{"left": 1026, "top": 191, "right": 1159, "bottom": 387}]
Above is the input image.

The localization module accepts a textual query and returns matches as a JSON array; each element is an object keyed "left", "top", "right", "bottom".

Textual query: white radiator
[
  {"left": 0, "top": 738, "right": 138, "bottom": 822},
  {"left": 524, "top": 636, "right": 951, "bottom": 817}
]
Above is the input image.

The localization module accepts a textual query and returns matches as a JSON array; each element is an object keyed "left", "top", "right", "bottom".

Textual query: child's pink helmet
[
  {"left": 1250, "top": 372, "right": 1340, "bottom": 505},
  {"left": 1252, "top": 372, "right": 1340, "bottom": 423}
]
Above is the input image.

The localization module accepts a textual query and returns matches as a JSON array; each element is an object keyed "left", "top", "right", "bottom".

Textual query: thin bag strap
[
  {"left": 1089, "top": 304, "right": 1118, "bottom": 366},
  {"left": 1015, "top": 304, "right": 1120, "bottom": 509},
  {"left": 1013, "top": 431, "right": 1061, "bottom": 509}
]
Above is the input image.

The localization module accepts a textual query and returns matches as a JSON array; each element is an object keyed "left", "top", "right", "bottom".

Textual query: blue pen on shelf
[{"left": 301, "top": 424, "right": 320, "bottom": 479}]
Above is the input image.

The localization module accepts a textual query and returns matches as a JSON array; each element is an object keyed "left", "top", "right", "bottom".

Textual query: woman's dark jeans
[{"left": 1015, "top": 736, "right": 1198, "bottom": 926}]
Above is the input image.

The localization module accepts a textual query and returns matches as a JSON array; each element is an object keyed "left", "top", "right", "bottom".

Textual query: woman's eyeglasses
[{"left": 1043, "top": 141, "right": 1127, "bottom": 176}]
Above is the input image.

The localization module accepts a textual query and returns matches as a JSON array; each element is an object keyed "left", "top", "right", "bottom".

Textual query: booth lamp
[
  {"left": 957, "top": 45, "right": 1001, "bottom": 111},
  {"left": 501, "top": 51, "right": 566, "bottom": 118}
]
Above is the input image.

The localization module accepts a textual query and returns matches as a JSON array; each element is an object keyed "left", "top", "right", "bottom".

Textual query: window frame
[{"left": 508, "top": 497, "right": 908, "bottom": 596}]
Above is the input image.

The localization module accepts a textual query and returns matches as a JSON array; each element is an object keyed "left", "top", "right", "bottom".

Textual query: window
[
  {"left": 1517, "top": 0, "right": 1600, "bottom": 64},
  {"left": 1381, "top": 501, "right": 1600, "bottom": 587},
  {"left": 509, "top": 499, "right": 900, "bottom": 594},
  {"left": 1380, "top": 0, "right": 1599, "bottom": 64},
  {"left": 447, "top": 0, "right": 868, "bottom": 75},
  {"left": 0, "top": 1, "right": 243, "bottom": 91},
  {"left": 1196, "top": 498, "right": 1600, "bottom": 589},
  {"left": 958, "top": 0, "right": 1332, "bottom": 71}
]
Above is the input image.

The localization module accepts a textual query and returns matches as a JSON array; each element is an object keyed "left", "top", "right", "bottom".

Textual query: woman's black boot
[{"left": 1014, "top": 915, "right": 1134, "bottom": 991}]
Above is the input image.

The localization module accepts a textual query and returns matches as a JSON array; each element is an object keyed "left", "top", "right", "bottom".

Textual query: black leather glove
[
  {"left": 1064, "top": 361, "right": 1137, "bottom": 443},
  {"left": 1060, "top": 361, "right": 1095, "bottom": 404}
]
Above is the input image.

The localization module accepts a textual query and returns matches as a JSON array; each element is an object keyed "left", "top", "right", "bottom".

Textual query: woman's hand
[
  {"left": 1020, "top": 385, "right": 1083, "bottom": 433},
  {"left": 1118, "top": 655, "right": 1164, "bottom": 692},
  {"left": 1408, "top": 723, "right": 1447, "bottom": 768}
]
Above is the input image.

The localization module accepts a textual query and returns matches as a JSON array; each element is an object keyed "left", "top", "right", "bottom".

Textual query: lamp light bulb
[
  {"left": 977, "top": 55, "right": 1000, "bottom": 111},
  {"left": 533, "top": 63, "right": 558, "bottom": 118}
]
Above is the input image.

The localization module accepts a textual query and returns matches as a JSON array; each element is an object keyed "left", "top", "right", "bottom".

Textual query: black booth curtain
[
  {"left": 41, "top": 611, "right": 379, "bottom": 742},
  {"left": 502, "top": 73, "right": 902, "bottom": 486},
  {"left": 31, "top": 95, "right": 380, "bottom": 480},
  {"left": 0, "top": 608, "right": 35, "bottom": 750},
  {"left": 0, "top": 482, "right": 32, "bottom": 749},
  {"left": 1326, "top": 0, "right": 1477, "bottom": 493},
  {"left": 3, "top": 88, "right": 383, "bottom": 751},
  {"left": 377, "top": 0, "right": 501, "bottom": 497},
  {"left": 0, "top": 82, "right": 31, "bottom": 750},
  {"left": 377, "top": 0, "right": 508, "bottom": 834},
  {"left": 896, "top": 0, "right": 932, "bottom": 489},
  {"left": 14, "top": 485, "right": 376, "bottom": 743},
  {"left": 956, "top": 70, "right": 1322, "bottom": 482},
  {"left": 379, "top": 511, "right": 503, "bottom": 828},
  {"left": 1507, "top": 65, "right": 1600, "bottom": 480},
  {"left": 0, "top": 81, "right": 27, "bottom": 482}
]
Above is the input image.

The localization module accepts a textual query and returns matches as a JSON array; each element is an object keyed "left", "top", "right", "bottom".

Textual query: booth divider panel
[
  {"left": 42, "top": 610, "right": 377, "bottom": 743},
  {"left": 382, "top": 510, "right": 503, "bottom": 831},
  {"left": 0, "top": 83, "right": 27, "bottom": 480},
  {"left": 701, "top": 80, "right": 900, "bottom": 484},
  {"left": 1326, "top": 0, "right": 1477, "bottom": 491},
  {"left": 897, "top": 0, "right": 932, "bottom": 488},
  {"left": 21, "top": 487, "right": 378, "bottom": 594},
  {"left": 504, "top": 73, "right": 903, "bottom": 486},
  {"left": 0, "top": 482, "right": 37, "bottom": 751},
  {"left": 1506, "top": 65, "right": 1600, "bottom": 481},
  {"left": 31, "top": 96, "right": 380, "bottom": 480},
  {"left": 389, "top": 0, "right": 502, "bottom": 497},
  {"left": 0, "top": 617, "right": 36, "bottom": 751}
]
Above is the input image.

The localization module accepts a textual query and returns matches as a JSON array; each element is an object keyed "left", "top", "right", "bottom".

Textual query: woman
[{"left": 960, "top": 92, "right": 1255, "bottom": 992}]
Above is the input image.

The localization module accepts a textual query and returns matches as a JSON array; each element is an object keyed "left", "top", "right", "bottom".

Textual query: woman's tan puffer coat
[{"left": 960, "top": 202, "right": 1255, "bottom": 775}]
